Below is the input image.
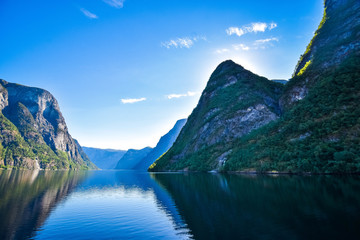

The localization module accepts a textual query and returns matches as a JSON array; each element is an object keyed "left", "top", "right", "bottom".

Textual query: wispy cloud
[
  {"left": 166, "top": 91, "right": 199, "bottom": 99},
  {"left": 162, "top": 38, "right": 194, "bottom": 49},
  {"left": 254, "top": 37, "right": 279, "bottom": 45},
  {"left": 161, "top": 36, "right": 206, "bottom": 49},
  {"left": 215, "top": 48, "right": 230, "bottom": 54},
  {"left": 103, "top": 0, "right": 125, "bottom": 8},
  {"left": 217, "top": 37, "right": 278, "bottom": 53},
  {"left": 80, "top": 8, "right": 98, "bottom": 19},
  {"left": 269, "top": 22, "right": 277, "bottom": 30},
  {"left": 215, "top": 44, "right": 251, "bottom": 54},
  {"left": 252, "top": 37, "right": 279, "bottom": 50},
  {"left": 226, "top": 22, "right": 277, "bottom": 37},
  {"left": 226, "top": 27, "right": 245, "bottom": 37},
  {"left": 232, "top": 44, "right": 250, "bottom": 51},
  {"left": 121, "top": 98, "right": 146, "bottom": 104}
]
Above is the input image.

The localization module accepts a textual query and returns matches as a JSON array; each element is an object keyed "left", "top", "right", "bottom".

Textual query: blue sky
[{"left": 0, "top": 0, "right": 323, "bottom": 150}]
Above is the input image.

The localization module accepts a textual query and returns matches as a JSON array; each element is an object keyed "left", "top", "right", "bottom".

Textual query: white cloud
[
  {"left": 121, "top": 98, "right": 146, "bottom": 104},
  {"left": 252, "top": 38, "right": 279, "bottom": 50},
  {"left": 80, "top": 8, "right": 98, "bottom": 19},
  {"left": 178, "top": 38, "right": 194, "bottom": 48},
  {"left": 187, "top": 91, "right": 198, "bottom": 96},
  {"left": 161, "top": 36, "right": 206, "bottom": 49},
  {"left": 232, "top": 44, "right": 250, "bottom": 51},
  {"left": 226, "top": 22, "right": 277, "bottom": 37},
  {"left": 166, "top": 91, "right": 199, "bottom": 99},
  {"left": 167, "top": 93, "right": 187, "bottom": 99},
  {"left": 249, "top": 22, "right": 267, "bottom": 32},
  {"left": 254, "top": 37, "right": 279, "bottom": 46},
  {"left": 231, "top": 38, "right": 279, "bottom": 51},
  {"left": 215, "top": 48, "right": 230, "bottom": 54},
  {"left": 103, "top": 0, "right": 125, "bottom": 8},
  {"left": 192, "top": 36, "right": 207, "bottom": 41},
  {"left": 226, "top": 27, "right": 246, "bottom": 37},
  {"left": 161, "top": 38, "right": 193, "bottom": 49},
  {"left": 269, "top": 22, "right": 277, "bottom": 30}
]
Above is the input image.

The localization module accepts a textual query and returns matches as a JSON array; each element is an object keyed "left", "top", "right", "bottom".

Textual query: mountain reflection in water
[
  {"left": 0, "top": 170, "right": 86, "bottom": 240},
  {"left": 1, "top": 170, "right": 360, "bottom": 240},
  {"left": 0, "top": 170, "right": 191, "bottom": 240},
  {"left": 152, "top": 173, "right": 360, "bottom": 240}
]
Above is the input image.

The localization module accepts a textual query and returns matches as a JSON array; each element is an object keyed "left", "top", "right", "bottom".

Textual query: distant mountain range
[
  {"left": 115, "top": 147, "right": 153, "bottom": 169},
  {"left": 115, "top": 119, "right": 187, "bottom": 170},
  {"left": 82, "top": 147, "right": 126, "bottom": 169},
  {"left": 83, "top": 119, "right": 187, "bottom": 170},
  {"left": 135, "top": 119, "right": 186, "bottom": 171}
]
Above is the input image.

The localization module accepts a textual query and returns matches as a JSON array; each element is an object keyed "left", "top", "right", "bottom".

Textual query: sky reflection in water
[{"left": 1, "top": 170, "right": 360, "bottom": 240}]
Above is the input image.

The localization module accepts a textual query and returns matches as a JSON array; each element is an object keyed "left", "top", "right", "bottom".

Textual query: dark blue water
[{"left": 0, "top": 170, "right": 360, "bottom": 240}]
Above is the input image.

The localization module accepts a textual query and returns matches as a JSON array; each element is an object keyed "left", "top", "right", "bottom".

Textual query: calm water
[{"left": 0, "top": 170, "right": 360, "bottom": 239}]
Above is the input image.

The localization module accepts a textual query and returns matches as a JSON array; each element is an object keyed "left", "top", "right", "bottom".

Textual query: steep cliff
[
  {"left": 281, "top": 0, "right": 360, "bottom": 109},
  {"left": 150, "top": 61, "right": 283, "bottom": 171},
  {"left": 134, "top": 118, "right": 186, "bottom": 170},
  {"left": 0, "top": 80, "right": 96, "bottom": 169},
  {"left": 150, "top": 0, "right": 360, "bottom": 173}
]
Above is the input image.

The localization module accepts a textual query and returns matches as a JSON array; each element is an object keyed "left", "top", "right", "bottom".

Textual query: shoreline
[{"left": 148, "top": 169, "right": 360, "bottom": 176}]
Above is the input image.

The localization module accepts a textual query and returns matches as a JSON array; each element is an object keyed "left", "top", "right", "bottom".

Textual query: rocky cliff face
[
  {"left": 150, "top": 61, "right": 283, "bottom": 171},
  {"left": 0, "top": 80, "right": 96, "bottom": 169},
  {"left": 151, "top": 0, "right": 360, "bottom": 173},
  {"left": 281, "top": 0, "right": 360, "bottom": 109},
  {"left": 134, "top": 118, "right": 187, "bottom": 171}
]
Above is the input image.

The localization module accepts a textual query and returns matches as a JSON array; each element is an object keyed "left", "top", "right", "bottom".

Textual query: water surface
[{"left": 0, "top": 170, "right": 360, "bottom": 239}]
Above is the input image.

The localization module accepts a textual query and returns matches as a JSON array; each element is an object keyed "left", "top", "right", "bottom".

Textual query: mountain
[
  {"left": 150, "top": 0, "right": 360, "bottom": 173},
  {"left": 82, "top": 147, "right": 126, "bottom": 169},
  {"left": 134, "top": 119, "right": 186, "bottom": 171},
  {"left": 115, "top": 147, "right": 152, "bottom": 169},
  {"left": 149, "top": 61, "right": 284, "bottom": 171},
  {"left": 280, "top": 0, "right": 360, "bottom": 110},
  {"left": 0, "top": 80, "right": 96, "bottom": 170}
]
